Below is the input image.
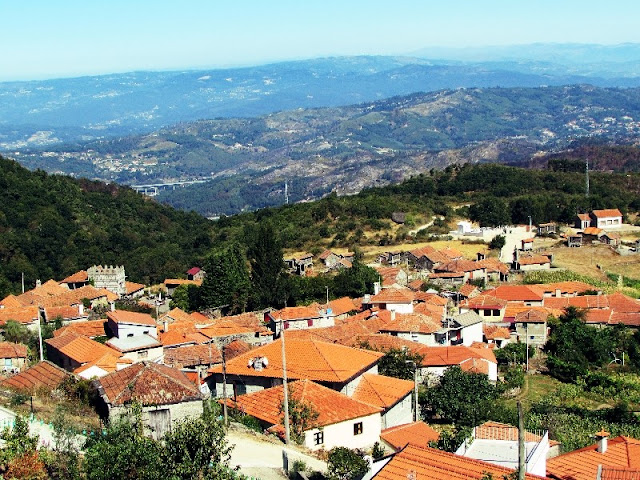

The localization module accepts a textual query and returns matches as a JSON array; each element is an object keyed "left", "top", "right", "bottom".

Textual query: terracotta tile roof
[
  {"left": 28, "top": 284, "right": 113, "bottom": 309},
  {"left": 0, "top": 306, "right": 39, "bottom": 325},
  {"left": 106, "top": 310, "right": 156, "bottom": 326},
  {"left": 355, "top": 333, "right": 426, "bottom": 360},
  {"left": 1, "top": 360, "right": 73, "bottom": 393},
  {"left": 477, "top": 258, "right": 510, "bottom": 275},
  {"left": 373, "top": 444, "right": 544, "bottom": 480},
  {"left": 458, "top": 284, "right": 480, "bottom": 298},
  {"left": 408, "top": 279, "right": 424, "bottom": 291},
  {"left": 223, "top": 339, "right": 252, "bottom": 360},
  {"left": 198, "top": 322, "right": 261, "bottom": 339},
  {"left": 414, "top": 292, "right": 448, "bottom": 306},
  {"left": 381, "top": 422, "right": 440, "bottom": 450},
  {"left": 163, "top": 343, "right": 222, "bottom": 368},
  {"left": 0, "top": 295, "right": 26, "bottom": 308},
  {"left": 419, "top": 345, "right": 497, "bottom": 367},
  {"left": 160, "top": 307, "right": 197, "bottom": 325},
  {"left": 351, "top": 373, "right": 414, "bottom": 409},
  {"left": 583, "top": 226, "right": 604, "bottom": 235},
  {"left": 437, "top": 260, "right": 484, "bottom": 273},
  {"left": 475, "top": 421, "right": 558, "bottom": 445},
  {"left": 463, "top": 295, "right": 507, "bottom": 310},
  {"left": 208, "top": 338, "right": 383, "bottom": 383},
  {"left": 371, "top": 288, "right": 414, "bottom": 304},
  {"left": 60, "top": 270, "right": 88, "bottom": 284},
  {"left": 601, "top": 467, "right": 640, "bottom": 480},
  {"left": 547, "top": 436, "right": 640, "bottom": 480},
  {"left": 0, "top": 342, "right": 28, "bottom": 358},
  {"left": 318, "top": 249, "right": 336, "bottom": 260},
  {"left": 44, "top": 305, "right": 87, "bottom": 322},
  {"left": 428, "top": 272, "right": 466, "bottom": 279},
  {"left": 160, "top": 330, "right": 210, "bottom": 347},
  {"left": 413, "top": 302, "right": 445, "bottom": 318},
  {"left": 460, "top": 357, "right": 490, "bottom": 375},
  {"left": 577, "top": 213, "right": 591, "bottom": 221},
  {"left": 327, "top": 297, "right": 359, "bottom": 316},
  {"left": 271, "top": 306, "right": 322, "bottom": 321},
  {"left": 410, "top": 246, "right": 448, "bottom": 264},
  {"left": 125, "top": 281, "right": 145, "bottom": 295},
  {"left": 592, "top": 209, "right": 623, "bottom": 218},
  {"left": 53, "top": 320, "right": 107, "bottom": 338},
  {"left": 45, "top": 331, "right": 120, "bottom": 365},
  {"left": 536, "top": 281, "right": 600, "bottom": 296},
  {"left": 190, "top": 312, "right": 211, "bottom": 324},
  {"left": 514, "top": 308, "right": 549, "bottom": 324},
  {"left": 483, "top": 325, "right": 511, "bottom": 340},
  {"left": 74, "top": 352, "right": 132, "bottom": 377},
  {"left": 484, "top": 285, "right": 545, "bottom": 302},
  {"left": 227, "top": 379, "right": 381, "bottom": 429},
  {"left": 517, "top": 254, "right": 552, "bottom": 266},
  {"left": 380, "top": 313, "right": 442, "bottom": 334},
  {"left": 97, "top": 362, "right": 203, "bottom": 406}
]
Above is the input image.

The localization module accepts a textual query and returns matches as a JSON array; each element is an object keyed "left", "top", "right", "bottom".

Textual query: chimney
[
  {"left": 164, "top": 318, "right": 169, "bottom": 332},
  {"left": 36, "top": 279, "right": 42, "bottom": 288},
  {"left": 78, "top": 304, "right": 84, "bottom": 316},
  {"left": 595, "top": 429, "right": 609, "bottom": 453},
  {"left": 373, "top": 282, "right": 381, "bottom": 295},
  {"left": 555, "top": 289, "right": 561, "bottom": 298},
  {"left": 110, "top": 302, "right": 116, "bottom": 312},
  {"left": 390, "top": 310, "right": 396, "bottom": 321}
]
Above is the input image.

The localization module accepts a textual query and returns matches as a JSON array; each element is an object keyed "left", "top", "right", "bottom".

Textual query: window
[
  {"left": 314, "top": 431, "right": 324, "bottom": 445},
  {"left": 284, "top": 321, "right": 290, "bottom": 330},
  {"left": 143, "top": 330, "right": 149, "bottom": 335},
  {"left": 307, "top": 319, "right": 314, "bottom": 327},
  {"left": 353, "top": 422, "right": 363, "bottom": 435},
  {"left": 139, "top": 350, "right": 148, "bottom": 358},
  {"left": 127, "top": 333, "right": 134, "bottom": 337},
  {"left": 492, "top": 309, "right": 500, "bottom": 316}
]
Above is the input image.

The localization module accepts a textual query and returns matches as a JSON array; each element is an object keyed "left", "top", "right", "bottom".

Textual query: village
[{"left": 1, "top": 208, "right": 640, "bottom": 480}]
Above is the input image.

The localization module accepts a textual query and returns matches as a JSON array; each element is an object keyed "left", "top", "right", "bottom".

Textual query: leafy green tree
[
  {"left": 246, "top": 222, "right": 286, "bottom": 309},
  {"left": 200, "top": 242, "right": 250, "bottom": 313},
  {"left": 170, "top": 283, "right": 200, "bottom": 312},
  {"left": 83, "top": 405, "right": 163, "bottom": 480},
  {"left": 494, "top": 343, "right": 536, "bottom": 365},
  {"left": 429, "top": 425, "right": 472, "bottom": 452},
  {"left": 488, "top": 235, "right": 506, "bottom": 250},
  {"left": 469, "top": 197, "right": 511, "bottom": 227},
  {"left": 326, "top": 447, "right": 369, "bottom": 480},
  {"left": 280, "top": 392, "right": 320, "bottom": 445},
  {"left": 161, "top": 416, "right": 239, "bottom": 480},
  {"left": 421, "top": 366, "right": 499, "bottom": 427},
  {"left": 3, "top": 319, "right": 32, "bottom": 344},
  {"left": 333, "top": 258, "right": 379, "bottom": 298},
  {"left": 45, "top": 406, "right": 83, "bottom": 480},
  {"left": 377, "top": 348, "right": 423, "bottom": 381}
]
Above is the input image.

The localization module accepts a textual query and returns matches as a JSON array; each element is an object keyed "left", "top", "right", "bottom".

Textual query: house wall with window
[
  {"left": 303, "top": 412, "right": 381, "bottom": 451},
  {"left": 108, "top": 319, "right": 158, "bottom": 339}
]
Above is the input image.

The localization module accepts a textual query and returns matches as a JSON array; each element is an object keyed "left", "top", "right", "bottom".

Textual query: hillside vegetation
[{"left": 16, "top": 85, "right": 640, "bottom": 215}]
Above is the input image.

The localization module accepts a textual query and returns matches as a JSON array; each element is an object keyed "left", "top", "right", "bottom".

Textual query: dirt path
[{"left": 226, "top": 424, "right": 327, "bottom": 479}]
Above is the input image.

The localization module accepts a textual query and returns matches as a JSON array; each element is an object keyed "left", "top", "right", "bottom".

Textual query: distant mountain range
[
  {"left": 3, "top": 44, "right": 640, "bottom": 150},
  {"left": 13, "top": 84, "right": 640, "bottom": 216}
]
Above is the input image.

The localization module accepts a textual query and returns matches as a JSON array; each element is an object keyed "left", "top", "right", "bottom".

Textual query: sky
[{"left": 2, "top": 0, "right": 640, "bottom": 81}]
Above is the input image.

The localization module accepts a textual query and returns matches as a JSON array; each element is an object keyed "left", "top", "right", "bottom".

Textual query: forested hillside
[{"left": 0, "top": 156, "right": 215, "bottom": 296}]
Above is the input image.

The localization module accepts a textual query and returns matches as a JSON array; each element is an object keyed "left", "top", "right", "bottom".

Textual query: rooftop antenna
[
  {"left": 284, "top": 181, "right": 289, "bottom": 205},
  {"left": 586, "top": 157, "right": 590, "bottom": 197}
]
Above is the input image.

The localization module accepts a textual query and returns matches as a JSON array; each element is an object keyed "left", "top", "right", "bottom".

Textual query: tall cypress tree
[
  {"left": 246, "top": 222, "right": 286, "bottom": 309},
  {"left": 199, "top": 243, "right": 250, "bottom": 313}
]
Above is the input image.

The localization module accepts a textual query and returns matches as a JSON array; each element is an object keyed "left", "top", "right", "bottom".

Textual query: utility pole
[
  {"left": 37, "top": 318, "right": 44, "bottom": 362},
  {"left": 21, "top": 272, "right": 24, "bottom": 294},
  {"left": 586, "top": 157, "right": 590, "bottom": 197},
  {"left": 325, "top": 286, "right": 329, "bottom": 306},
  {"left": 414, "top": 364, "right": 419, "bottom": 422},
  {"left": 518, "top": 401, "right": 526, "bottom": 480},
  {"left": 281, "top": 320, "right": 290, "bottom": 445},
  {"left": 525, "top": 323, "right": 529, "bottom": 372},
  {"left": 222, "top": 345, "right": 228, "bottom": 427},
  {"left": 284, "top": 181, "right": 289, "bottom": 205}
]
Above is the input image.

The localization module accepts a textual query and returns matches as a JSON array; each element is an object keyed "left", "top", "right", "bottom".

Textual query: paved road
[
  {"left": 499, "top": 226, "right": 534, "bottom": 263},
  {"left": 227, "top": 424, "right": 327, "bottom": 480}
]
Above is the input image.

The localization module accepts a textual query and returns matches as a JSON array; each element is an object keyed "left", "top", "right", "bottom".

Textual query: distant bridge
[{"left": 130, "top": 179, "right": 211, "bottom": 196}]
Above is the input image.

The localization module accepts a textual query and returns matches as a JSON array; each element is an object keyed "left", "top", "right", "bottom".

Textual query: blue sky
[{"left": 2, "top": 0, "right": 639, "bottom": 81}]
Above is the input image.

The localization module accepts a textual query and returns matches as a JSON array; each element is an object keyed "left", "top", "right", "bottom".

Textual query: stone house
[
  {"left": 0, "top": 342, "right": 28, "bottom": 373},
  {"left": 88, "top": 265, "right": 127, "bottom": 296}
]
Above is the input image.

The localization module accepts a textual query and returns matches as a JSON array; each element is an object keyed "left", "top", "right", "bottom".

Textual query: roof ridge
[{"left": 112, "top": 363, "right": 146, "bottom": 404}]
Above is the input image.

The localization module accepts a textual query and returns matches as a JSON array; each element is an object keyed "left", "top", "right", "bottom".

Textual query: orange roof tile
[
  {"left": 0, "top": 306, "right": 39, "bottom": 325},
  {"left": 1, "top": 360, "right": 73, "bottom": 393},
  {"left": 547, "top": 435, "right": 640, "bottom": 480},
  {"left": 160, "top": 330, "right": 209, "bottom": 347},
  {"left": 97, "top": 362, "right": 202, "bottom": 406},
  {"left": 45, "top": 331, "right": 120, "bottom": 364},
  {"left": 601, "top": 467, "right": 640, "bottom": 480},
  {"left": 514, "top": 309, "right": 549, "bottom": 324},
  {"left": 408, "top": 279, "right": 425, "bottom": 291},
  {"left": 484, "top": 285, "right": 545, "bottom": 302},
  {"left": 410, "top": 246, "right": 448, "bottom": 264},
  {"left": 577, "top": 213, "right": 591, "bottom": 221},
  {"left": 483, "top": 325, "right": 511, "bottom": 340},
  {"left": 198, "top": 323, "right": 260, "bottom": 339},
  {"left": 318, "top": 249, "right": 337, "bottom": 260},
  {"left": 163, "top": 343, "right": 222, "bottom": 368},
  {"left": 53, "top": 320, "right": 107, "bottom": 338},
  {"left": 583, "top": 226, "right": 604, "bottom": 235},
  {"left": 374, "top": 444, "right": 544, "bottom": 480},
  {"left": 592, "top": 209, "right": 622, "bottom": 218},
  {"left": 381, "top": 422, "right": 440, "bottom": 450},
  {"left": 441, "top": 247, "right": 464, "bottom": 260},
  {"left": 351, "top": 373, "right": 414, "bottom": 409},
  {"left": 477, "top": 258, "right": 510, "bottom": 274},
  {"left": 125, "top": 281, "right": 145, "bottom": 295},
  {"left": 106, "top": 310, "right": 156, "bottom": 326},
  {"left": 463, "top": 294, "right": 507, "bottom": 310},
  {"left": 223, "top": 339, "right": 252, "bottom": 360},
  {"left": 163, "top": 279, "right": 202, "bottom": 287},
  {"left": 517, "top": 254, "right": 552, "bottom": 266},
  {"left": 0, "top": 295, "right": 25, "bottom": 308},
  {"left": 74, "top": 352, "right": 132, "bottom": 376},
  {"left": 371, "top": 288, "right": 414, "bottom": 304},
  {"left": 419, "top": 345, "right": 497, "bottom": 367},
  {"left": 475, "top": 421, "right": 559, "bottom": 446},
  {"left": 227, "top": 379, "right": 381, "bottom": 429},
  {"left": 327, "top": 297, "right": 359, "bottom": 316},
  {"left": 60, "top": 270, "right": 88, "bottom": 284},
  {"left": 208, "top": 338, "right": 383, "bottom": 384},
  {"left": 437, "top": 259, "right": 484, "bottom": 273},
  {"left": 458, "top": 284, "right": 480, "bottom": 298},
  {"left": 271, "top": 306, "right": 322, "bottom": 321},
  {"left": 380, "top": 313, "right": 442, "bottom": 334},
  {"left": 460, "top": 357, "right": 490, "bottom": 375},
  {"left": 44, "top": 305, "right": 87, "bottom": 322},
  {"left": 0, "top": 342, "right": 28, "bottom": 358}
]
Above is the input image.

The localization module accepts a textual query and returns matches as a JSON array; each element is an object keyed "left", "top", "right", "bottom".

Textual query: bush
[
  {"left": 327, "top": 447, "right": 369, "bottom": 480},
  {"left": 9, "top": 392, "right": 29, "bottom": 407}
]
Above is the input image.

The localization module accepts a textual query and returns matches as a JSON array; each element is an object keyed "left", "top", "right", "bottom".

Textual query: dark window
[
  {"left": 492, "top": 309, "right": 500, "bottom": 316},
  {"left": 284, "top": 321, "right": 290, "bottom": 330},
  {"left": 307, "top": 319, "right": 314, "bottom": 327},
  {"left": 314, "top": 431, "right": 324, "bottom": 445},
  {"left": 354, "top": 422, "right": 363, "bottom": 435}
]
